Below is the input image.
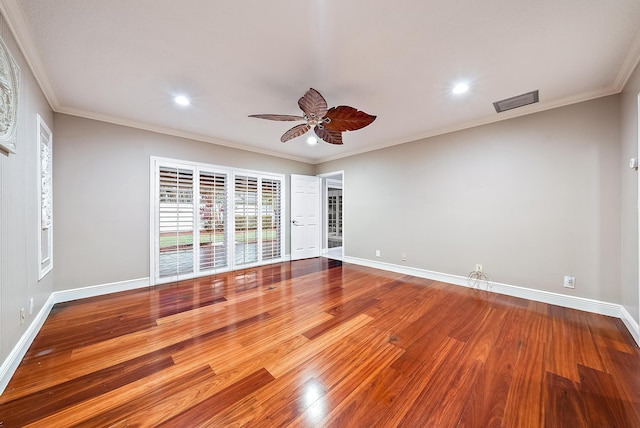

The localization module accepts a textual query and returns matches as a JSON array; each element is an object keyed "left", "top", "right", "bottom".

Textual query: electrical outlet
[
  {"left": 375, "top": 250, "right": 381, "bottom": 258},
  {"left": 402, "top": 253, "right": 407, "bottom": 261},
  {"left": 20, "top": 308, "right": 25, "bottom": 325},
  {"left": 475, "top": 264, "right": 483, "bottom": 273},
  {"left": 564, "top": 275, "right": 575, "bottom": 289},
  {"left": 29, "top": 297, "right": 34, "bottom": 315}
]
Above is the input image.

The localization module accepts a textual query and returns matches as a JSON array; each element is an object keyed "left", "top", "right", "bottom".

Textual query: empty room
[{"left": 1, "top": 1, "right": 640, "bottom": 426}]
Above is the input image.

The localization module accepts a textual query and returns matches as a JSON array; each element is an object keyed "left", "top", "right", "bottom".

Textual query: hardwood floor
[{"left": 1, "top": 258, "right": 639, "bottom": 427}]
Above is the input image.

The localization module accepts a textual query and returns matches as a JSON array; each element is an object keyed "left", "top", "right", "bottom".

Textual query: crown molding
[
  {"left": 312, "top": 86, "right": 619, "bottom": 164},
  {"left": 613, "top": 25, "right": 640, "bottom": 91},
  {"left": 53, "top": 85, "right": 622, "bottom": 166},
  {"left": 56, "top": 105, "right": 314, "bottom": 164},
  {"left": 2, "top": 0, "right": 639, "bottom": 166}
]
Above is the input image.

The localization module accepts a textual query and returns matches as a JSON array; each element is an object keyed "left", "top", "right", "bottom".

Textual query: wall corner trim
[{"left": 620, "top": 305, "right": 640, "bottom": 346}]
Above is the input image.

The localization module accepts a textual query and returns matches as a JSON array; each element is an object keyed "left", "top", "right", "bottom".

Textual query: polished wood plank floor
[{"left": 1, "top": 258, "right": 640, "bottom": 427}]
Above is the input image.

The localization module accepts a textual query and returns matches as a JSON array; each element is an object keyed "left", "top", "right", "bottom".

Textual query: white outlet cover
[{"left": 564, "top": 275, "right": 575, "bottom": 288}]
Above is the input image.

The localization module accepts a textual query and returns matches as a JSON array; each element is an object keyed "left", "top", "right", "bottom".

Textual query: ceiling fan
[{"left": 249, "top": 88, "right": 376, "bottom": 145}]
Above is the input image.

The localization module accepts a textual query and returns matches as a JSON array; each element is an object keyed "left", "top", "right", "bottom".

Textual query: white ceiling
[{"left": 3, "top": 0, "right": 640, "bottom": 163}]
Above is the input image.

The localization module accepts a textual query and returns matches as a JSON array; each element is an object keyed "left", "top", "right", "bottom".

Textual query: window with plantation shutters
[
  {"left": 158, "top": 166, "right": 195, "bottom": 279},
  {"left": 151, "top": 158, "right": 284, "bottom": 284},
  {"left": 198, "top": 170, "right": 228, "bottom": 272},
  {"left": 262, "top": 178, "right": 282, "bottom": 260},
  {"left": 234, "top": 174, "right": 259, "bottom": 266}
]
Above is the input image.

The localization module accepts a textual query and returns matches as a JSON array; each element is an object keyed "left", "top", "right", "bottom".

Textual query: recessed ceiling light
[
  {"left": 174, "top": 95, "right": 190, "bottom": 106},
  {"left": 452, "top": 83, "right": 469, "bottom": 94},
  {"left": 307, "top": 136, "right": 317, "bottom": 145}
]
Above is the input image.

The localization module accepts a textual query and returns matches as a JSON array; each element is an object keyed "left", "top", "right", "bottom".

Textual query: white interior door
[{"left": 291, "top": 174, "right": 321, "bottom": 260}]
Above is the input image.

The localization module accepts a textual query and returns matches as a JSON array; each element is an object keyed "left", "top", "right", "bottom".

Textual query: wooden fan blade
[
  {"left": 281, "top": 123, "right": 311, "bottom": 142},
  {"left": 323, "top": 106, "right": 376, "bottom": 132},
  {"left": 249, "top": 114, "right": 305, "bottom": 121},
  {"left": 314, "top": 127, "right": 343, "bottom": 145},
  {"left": 298, "top": 88, "right": 328, "bottom": 120}
]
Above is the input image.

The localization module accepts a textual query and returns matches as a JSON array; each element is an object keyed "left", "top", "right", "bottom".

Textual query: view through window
[{"left": 152, "top": 158, "right": 284, "bottom": 284}]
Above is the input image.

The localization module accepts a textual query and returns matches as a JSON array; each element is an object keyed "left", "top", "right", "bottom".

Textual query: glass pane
[{"left": 328, "top": 188, "right": 342, "bottom": 248}]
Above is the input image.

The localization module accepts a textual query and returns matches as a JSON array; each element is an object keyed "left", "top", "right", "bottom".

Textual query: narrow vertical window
[{"left": 37, "top": 115, "right": 53, "bottom": 280}]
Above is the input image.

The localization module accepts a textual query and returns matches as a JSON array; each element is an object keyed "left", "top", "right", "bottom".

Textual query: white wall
[
  {"left": 621, "top": 61, "right": 640, "bottom": 324},
  {"left": 0, "top": 13, "right": 54, "bottom": 373},
  {"left": 316, "top": 95, "right": 622, "bottom": 304},
  {"left": 52, "top": 114, "right": 314, "bottom": 291}
]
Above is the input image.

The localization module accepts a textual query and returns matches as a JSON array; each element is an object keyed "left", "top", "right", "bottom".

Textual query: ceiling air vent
[{"left": 493, "top": 90, "right": 539, "bottom": 113}]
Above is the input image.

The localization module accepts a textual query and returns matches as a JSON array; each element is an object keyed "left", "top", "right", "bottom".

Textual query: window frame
[
  {"left": 37, "top": 114, "right": 53, "bottom": 280},
  {"left": 150, "top": 156, "right": 286, "bottom": 285}
]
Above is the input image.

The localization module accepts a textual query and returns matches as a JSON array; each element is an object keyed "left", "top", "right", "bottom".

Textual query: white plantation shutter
[
  {"left": 152, "top": 158, "right": 285, "bottom": 284},
  {"left": 234, "top": 174, "right": 259, "bottom": 266},
  {"left": 198, "top": 170, "right": 228, "bottom": 272},
  {"left": 262, "top": 178, "right": 282, "bottom": 260},
  {"left": 158, "top": 166, "right": 194, "bottom": 279}
]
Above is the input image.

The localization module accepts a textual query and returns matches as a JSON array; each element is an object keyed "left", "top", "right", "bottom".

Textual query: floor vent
[{"left": 493, "top": 90, "right": 539, "bottom": 113}]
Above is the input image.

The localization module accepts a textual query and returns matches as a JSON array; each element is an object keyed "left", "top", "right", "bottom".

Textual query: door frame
[{"left": 637, "top": 93, "right": 640, "bottom": 345}]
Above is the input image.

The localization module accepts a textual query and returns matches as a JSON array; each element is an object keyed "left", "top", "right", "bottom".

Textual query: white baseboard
[
  {"left": 0, "top": 293, "right": 56, "bottom": 395},
  {"left": 2, "top": 260, "right": 639, "bottom": 396},
  {"left": 341, "top": 255, "right": 630, "bottom": 329},
  {"left": 53, "top": 277, "right": 150, "bottom": 304},
  {"left": 0, "top": 277, "right": 150, "bottom": 395},
  {"left": 620, "top": 305, "right": 640, "bottom": 346}
]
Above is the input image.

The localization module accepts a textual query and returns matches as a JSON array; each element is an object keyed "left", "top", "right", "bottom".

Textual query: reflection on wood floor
[{"left": 1, "top": 258, "right": 639, "bottom": 426}]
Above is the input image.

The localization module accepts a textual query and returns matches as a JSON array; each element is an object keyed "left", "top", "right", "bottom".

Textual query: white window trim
[
  {"left": 37, "top": 114, "right": 53, "bottom": 280},
  {"left": 149, "top": 156, "right": 286, "bottom": 285}
]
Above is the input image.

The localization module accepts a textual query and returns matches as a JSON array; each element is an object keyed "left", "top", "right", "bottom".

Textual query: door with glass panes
[{"left": 152, "top": 159, "right": 284, "bottom": 285}]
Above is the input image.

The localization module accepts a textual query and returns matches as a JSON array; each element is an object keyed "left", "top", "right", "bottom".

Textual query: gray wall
[
  {"left": 621, "top": 62, "right": 640, "bottom": 324},
  {"left": 0, "top": 15, "right": 54, "bottom": 367},
  {"left": 317, "top": 95, "right": 622, "bottom": 303},
  {"left": 53, "top": 114, "right": 314, "bottom": 290}
]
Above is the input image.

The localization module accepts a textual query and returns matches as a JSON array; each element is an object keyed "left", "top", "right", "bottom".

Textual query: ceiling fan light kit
[{"left": 250, "top": 88, "right": 376, "bottom": 145}]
